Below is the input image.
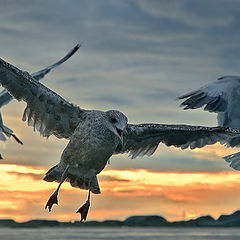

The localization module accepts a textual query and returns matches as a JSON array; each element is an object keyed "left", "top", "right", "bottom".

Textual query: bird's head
[{"left": 105, "top": 110, "right": 128, "bottom": 144}]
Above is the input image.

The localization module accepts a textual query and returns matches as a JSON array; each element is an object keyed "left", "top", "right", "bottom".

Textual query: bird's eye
[{"left": 110, "top": 117, "right": 117, "bottom": 123}]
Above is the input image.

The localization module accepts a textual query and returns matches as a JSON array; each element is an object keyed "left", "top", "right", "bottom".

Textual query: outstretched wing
[
  {"left": 178, "top": 76, "right": 240, "bottom": 113},
  {"left": 115, "top": 123, "right": 240, "bottom": 159},
  {"left": 0, "top": 110, "right": 22, "bottom": 144},
  {"left": 0, "top": 43, "right": 81, "bottom": 108},
  {"left": 0, "top": 57, "right": 84, "bottom": 139}
]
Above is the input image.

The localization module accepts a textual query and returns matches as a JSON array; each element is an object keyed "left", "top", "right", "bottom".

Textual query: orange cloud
[
  {"left": 191, "top": 143, "right": 237, "bottom": 160},
  {"left": 1, "top": 164, "right": 240, "bottom": 222},
  {"left": 7, "top": 171, "right": 43, "bottom": 181}
]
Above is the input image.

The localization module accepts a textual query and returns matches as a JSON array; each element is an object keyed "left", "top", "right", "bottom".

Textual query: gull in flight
[
  {"left": 0, "top": 43, "right": 80, "bottom": 158},
  {"left": 0, "top": 59, "right": 240, "bottom": 221},
  {"left": 179, "top": 76, "right": 240, "bottom": 169}
]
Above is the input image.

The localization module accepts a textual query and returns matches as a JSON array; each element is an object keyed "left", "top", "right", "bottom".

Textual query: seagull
[
  {"left": 178, "top": 76, "right": 240, "bottom": 169},
  {"left": 0, "top": 59, "right": 240, "bottom": 221},
  {"left": 0, "top": 43, "right": 80, "bottom": 158}
]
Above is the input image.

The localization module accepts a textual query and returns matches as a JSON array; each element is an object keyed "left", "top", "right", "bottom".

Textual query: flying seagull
[
  {"left": 0, "top": 59, "right": 240, "bottom": 222},
  {"left": 0, "top": 43, "right": 80, "bottom": 157},
  {"left": 178, "top": 76, "right": 240, "bottom": 169}
]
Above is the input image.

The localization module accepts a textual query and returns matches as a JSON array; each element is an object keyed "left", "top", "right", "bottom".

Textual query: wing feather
[
  {"left": 223, "top": 152, "right": 240, "bottom": 170},
  {"left": 179, "top": 76, "right": 240, "bottom": 128},
  {"left": 0, "top": 43, "right": 80, "bottom": 109},
  {"left": 178, "top": 76, "right": 240, "bottom": 113},
  {"left": 0, "top": 57, "right": 84, "bottom": 139},
  {"left": 115, "top": 123, "right": 240, "bottom": 159}
]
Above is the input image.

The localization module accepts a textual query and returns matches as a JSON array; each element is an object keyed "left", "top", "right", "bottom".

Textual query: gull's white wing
[
  {"left": 115, "top": 123, "right": 240, "bottom": 159},
  {"left": 0, "top": 57, "right": 84, "bottom": 139},
  {"left": 0, "top": 43, "right": 81, "bottom": 108},
  {"left": 179, "top": 76, "right": 240, "bottom": 128}
]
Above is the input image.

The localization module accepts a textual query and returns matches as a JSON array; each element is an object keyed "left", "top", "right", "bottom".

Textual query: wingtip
[
  {"left": 11, "top": 134, "right": 23, "bottom": 145},
  {"left": 76, "top": 41, "right": 82, "bottom": 49},
  {"left": 174, "top": 96, "right": 181, "bottom": 101}
]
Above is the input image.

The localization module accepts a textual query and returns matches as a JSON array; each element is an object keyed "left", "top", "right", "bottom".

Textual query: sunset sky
[{"left": 1, "top": 0, "right": 240, "bottom": 222}]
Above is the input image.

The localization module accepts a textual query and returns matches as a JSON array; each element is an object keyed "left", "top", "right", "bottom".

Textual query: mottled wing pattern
[
  {"left": 178, "top": 76, "right": 238, "bottom": 113},
  {"left": 115, "top": 123, "right": 240, "bottom": 159},
  {"left": 0, "top": 43, "right": 80, "bottom": 108},
  {"left": 0, "top": 57, "right": 84, "bottom": 139}
]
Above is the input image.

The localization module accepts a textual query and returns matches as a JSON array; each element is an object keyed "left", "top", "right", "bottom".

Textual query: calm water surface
[{"left": 0, "top": 227, "right": 240, "bottom": 240}]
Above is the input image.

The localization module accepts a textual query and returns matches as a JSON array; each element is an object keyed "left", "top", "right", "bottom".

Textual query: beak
[{"left": 115, "top": 127, "right": 124, "bottom": 145}]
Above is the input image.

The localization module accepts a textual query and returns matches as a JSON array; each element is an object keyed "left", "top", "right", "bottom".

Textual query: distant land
[{"left": 2, "top": 210, "right": 240, "bottom": 228}]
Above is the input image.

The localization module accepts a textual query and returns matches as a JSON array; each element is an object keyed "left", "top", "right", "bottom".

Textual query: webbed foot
[
  {"left": 76, "top": 200, "right": 90, "bottom": 222},
  {"left": 45, "top": 191, "right": 58, "bottom": 212}
]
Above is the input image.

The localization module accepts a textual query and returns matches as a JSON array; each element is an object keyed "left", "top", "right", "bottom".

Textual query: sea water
[{"left": 0, "top": 227, "right": 239, "bottom": 240}]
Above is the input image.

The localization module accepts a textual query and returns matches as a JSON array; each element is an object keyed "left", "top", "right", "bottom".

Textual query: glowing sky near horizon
[{"left": 1, "top": 0, "right": 240, "bottom": 222}]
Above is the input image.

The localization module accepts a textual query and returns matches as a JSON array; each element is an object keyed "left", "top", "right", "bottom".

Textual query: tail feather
[
  {"left": 43, "top": 164, "right": 62, "bottom": 182},
  {"left": 68, "top": 173, "right": 100, "bottom": 194},
  {"left": 43, "top": 165, "right": 101, "bottom": 194}
]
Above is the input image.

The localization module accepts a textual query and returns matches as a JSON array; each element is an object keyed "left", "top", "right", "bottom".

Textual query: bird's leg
[
  {"left": 45, "top": 165, "right": 69, "bottom": 212},
  {"left": 76, "top": 188, "right": 91, "bottom": 222}
]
